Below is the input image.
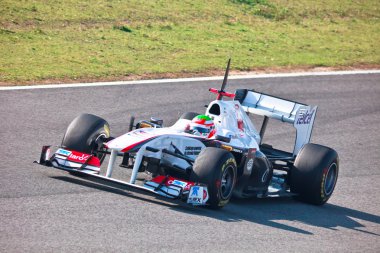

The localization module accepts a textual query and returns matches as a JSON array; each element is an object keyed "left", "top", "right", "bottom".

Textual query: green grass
[{"left": 0, "top": 0, "right": 379, "bottom": 83}]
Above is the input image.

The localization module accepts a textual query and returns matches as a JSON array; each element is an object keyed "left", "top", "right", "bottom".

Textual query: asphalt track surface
[{"left": 1, "top": 73, "right": 379, "bottom": 252}]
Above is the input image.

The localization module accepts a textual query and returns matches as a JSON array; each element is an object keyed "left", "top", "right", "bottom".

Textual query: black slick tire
[
  {"left": 61, "top": 113, "right": 110, "bottom": 162},
  {"left": 190, "top": 147, "right": 237, "bottom": 209},
  {"left": 290, "top": 143, "right": 339, "bottom": 205}
]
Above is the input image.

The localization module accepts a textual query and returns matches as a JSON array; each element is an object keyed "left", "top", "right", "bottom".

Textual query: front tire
[
  {"left": 290, "top": 143, "right": 339, "bottom": 205},
  {"left": 190, "top": 147, "right": 237, "bottom": 209},
  {"left": 62, "top": 113, "right": 110, "bottom": 164}
]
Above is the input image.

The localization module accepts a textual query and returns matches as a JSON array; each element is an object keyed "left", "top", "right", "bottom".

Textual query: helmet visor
[{"left": 192, "top": 126, "right": 209, "bottom": 134}]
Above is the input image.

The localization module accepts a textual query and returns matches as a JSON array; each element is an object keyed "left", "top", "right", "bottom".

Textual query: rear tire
[
  {"left": 290, "top": 143, "right": 339, "bottom": 205},
  {"left": 190, "top": 147, "right": 237, "bottom": 209},
  {"left": 62, "top": 113, "right": 110, "bottom": 164}
]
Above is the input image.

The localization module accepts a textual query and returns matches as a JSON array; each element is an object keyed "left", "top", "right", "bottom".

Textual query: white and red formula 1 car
[{"left": 36, "top": 60, "right": 339, "bottom": 209}]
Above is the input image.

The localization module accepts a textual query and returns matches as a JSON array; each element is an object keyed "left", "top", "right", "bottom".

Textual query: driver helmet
[{"left": 190, "top": 115, "right": 214, "bottom": 137}]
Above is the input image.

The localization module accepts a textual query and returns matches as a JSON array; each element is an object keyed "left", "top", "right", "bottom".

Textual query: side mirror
[
  {"left": 129, "top": 116, "right": 135, "bottom": 131},
  {"left": 150, "top": 117, "right": 163, "bottom": 127}
]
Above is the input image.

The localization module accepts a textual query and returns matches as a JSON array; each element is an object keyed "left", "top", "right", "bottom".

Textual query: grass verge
[{"left": 0, "top": 0, "right": 379, "bottom": 84}]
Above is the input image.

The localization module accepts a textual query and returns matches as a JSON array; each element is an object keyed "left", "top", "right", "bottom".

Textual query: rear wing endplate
[{"left": 234, "top": 89, "right": 317, "bottom": 155}]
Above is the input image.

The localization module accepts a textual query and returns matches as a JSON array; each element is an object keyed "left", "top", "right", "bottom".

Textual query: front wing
[{"left": 35, "top": 146, "right": 209, "bottom": 206}]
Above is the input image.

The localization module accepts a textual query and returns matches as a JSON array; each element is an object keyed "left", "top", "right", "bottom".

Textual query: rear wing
[{"left": 234, "top": 89, "right": 317, "bottom": 156}]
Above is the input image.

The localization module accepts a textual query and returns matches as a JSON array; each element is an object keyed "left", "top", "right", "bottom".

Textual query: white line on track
[{"left": 1, "top": 69, "right": 380, "bottom": 91}]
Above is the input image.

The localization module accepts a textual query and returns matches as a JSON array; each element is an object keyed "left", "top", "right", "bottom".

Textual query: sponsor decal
[
  {"left": 128, "top": 129, "right": 148, "bottom": 136},
  {"left": 246, "top": 158, "right": 254, "bottom": 172},
  {"left": 149, "top": 176, "right": 207, "bottom": 204},
  {"left": 320, "top": 167, "right": 329, "bottom": 200},
  {"left": 223, "top": 158, "right": 237, "bottom": 170},
  {"left": 296, "top": 109, "right": 315, "bottom": 125},
  {"left": 59, "top": 150, "right": 101, "bottom": 167},
  {"left": 245, "top": 148, "right": 256, "bottom": 172},
  {"left": 150, "top": 175, "right": 194, "bottom": 191},
  {"left": 168, "top": 180, "right": 188, "bottom": 188},
  {"left": 187, "top": 186, "right": 208, "bottom": 205},
  {"left": 232, "top": 148, "right": 243, "bottom": 153},
  {"left": 203, "top": 189, "right": 208, "bottom": 200},
  {"left": 191, "top": 186, "right": 200, "bottom": 196},
  {"left": 68, "top": 153, "right": 90, "bottom": 163},
  {"left": 184, "top": 146, "right": 202, "bottom": 156},
  {"left": 56, "top": 148, "right": 72, "bottom": 156},
  {"left": 104, "top": 124, "right": 110, "bottom": 137}
]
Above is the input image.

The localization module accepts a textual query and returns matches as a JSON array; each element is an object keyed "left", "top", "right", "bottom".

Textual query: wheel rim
[
  {"left": 93, "top": 133, "right": 107, "bottom": 163},
  {"left": 220, "top": 165, "right": 234, "bottom": 199},
  {"left": 324, "top": 163, "right": 337, "bottom": 196}
]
